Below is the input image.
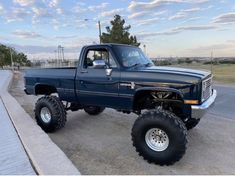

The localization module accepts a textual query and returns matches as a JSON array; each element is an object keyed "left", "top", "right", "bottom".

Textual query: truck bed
[{"left": 24, "top": 67, "right": 77, "bottom": 101}]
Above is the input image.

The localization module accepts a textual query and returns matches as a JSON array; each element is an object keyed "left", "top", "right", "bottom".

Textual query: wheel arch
[
  {"left": 132, "top": 87, "right": 184, "bottom": 111},
  {"left": 34, "top": 83, "right": 57, "bottom": 95}
]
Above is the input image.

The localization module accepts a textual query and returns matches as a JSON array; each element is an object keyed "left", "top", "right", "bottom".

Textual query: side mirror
[
  {"left": 92, "top": 60, "right": 106, "bottom": 69},
  {"left": 106, "top": 68, "right": 112, "bottom": 76}
]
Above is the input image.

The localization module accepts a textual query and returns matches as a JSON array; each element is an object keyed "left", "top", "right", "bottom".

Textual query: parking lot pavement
[
  {"left": 208, "top": 85, "right": 235, "bottom": 120},
  {"left": 10, "top": 72, "right": 235, "bottom": 174}
]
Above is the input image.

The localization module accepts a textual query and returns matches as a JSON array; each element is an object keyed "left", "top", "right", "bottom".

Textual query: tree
[
  {"left": 0, "top": 44, "right": 31, "bottom": 67},
  {"left": 101, "top": 15, "right": 140, "bottom": 46}
]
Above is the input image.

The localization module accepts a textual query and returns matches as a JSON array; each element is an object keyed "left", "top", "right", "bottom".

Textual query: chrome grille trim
[{"left": 201, "top": 76, "right": 212, "bottom": 102}]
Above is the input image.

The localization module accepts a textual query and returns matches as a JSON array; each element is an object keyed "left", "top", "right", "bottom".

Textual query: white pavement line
[{"left": 0, "top": 70, "right": 80, "bottom": 175}]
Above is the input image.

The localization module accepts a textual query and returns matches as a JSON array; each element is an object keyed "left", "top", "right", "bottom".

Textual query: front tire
[
  {"left": 132, "top": 109, "right": 188, "bottom": 165},
  {"left": 84, "top": 106, "right": 105, "bottom": 115},
  {"left": 35, "top": 96, "right": 67, "bottom": 132}
]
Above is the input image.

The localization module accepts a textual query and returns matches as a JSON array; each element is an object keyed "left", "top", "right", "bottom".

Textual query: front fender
[{"left": 134, "top": 87, "right": 184, "bottom": 99}]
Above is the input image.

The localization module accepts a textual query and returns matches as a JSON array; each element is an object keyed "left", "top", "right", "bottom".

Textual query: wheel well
[
  {"left": 35, "top": 84, "right": 57, "bottom": 95},
  {"left": 133, "top": 90, "right": 184, "bottom": 116}
]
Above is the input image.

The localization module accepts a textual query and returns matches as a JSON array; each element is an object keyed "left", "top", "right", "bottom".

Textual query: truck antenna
[{"left": 210, "top": 51, "right": 213, "bottom": 74}]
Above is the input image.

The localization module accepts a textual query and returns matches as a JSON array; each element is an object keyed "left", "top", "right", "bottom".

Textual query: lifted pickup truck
[{"left": 24, "top": 44, "right": 217, "bottom": 165}]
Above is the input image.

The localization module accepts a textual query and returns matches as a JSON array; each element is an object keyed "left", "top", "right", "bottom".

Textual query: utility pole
[
  {"left": 54, "top": 50, "right": 57, "bottom": 60},
  {"left": 61, "top": 46, "right": 64, "bottom": 61},
  {"left": 98, "top": 20, "right": 101, "bottom": 44},
  {"left": 10, "top": 48, "right": 13, "bottom": 71}
]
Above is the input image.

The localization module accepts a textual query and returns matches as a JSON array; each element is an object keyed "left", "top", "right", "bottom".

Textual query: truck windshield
[{"left": 113, "top": 45, "right": 153, "bottom": 68}]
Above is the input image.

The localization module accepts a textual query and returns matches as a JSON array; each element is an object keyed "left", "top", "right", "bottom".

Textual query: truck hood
[{"left": 139, "top": 66, "right": 211, "bottom": 80}]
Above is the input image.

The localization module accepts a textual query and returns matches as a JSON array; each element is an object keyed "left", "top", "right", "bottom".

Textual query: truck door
[{"left": 76, "top": 46, "right": 120, "bottom": 108}]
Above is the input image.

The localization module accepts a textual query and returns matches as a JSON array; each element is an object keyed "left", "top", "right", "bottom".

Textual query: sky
[{"left": 0, "top": 0, "right": 235, "bottom": 60}]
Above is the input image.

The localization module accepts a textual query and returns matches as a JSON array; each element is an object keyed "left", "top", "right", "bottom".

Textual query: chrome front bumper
[{"left": 191, "top": 89, "right": 217, "bottom": 119}]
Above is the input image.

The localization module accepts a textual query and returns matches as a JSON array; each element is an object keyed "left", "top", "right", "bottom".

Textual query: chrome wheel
[
  {"left": 40, "top": 107, "right": 51, "bottom": 123},
  {"left": 145, "top": 128, "right": 169, "bottom": 152}
]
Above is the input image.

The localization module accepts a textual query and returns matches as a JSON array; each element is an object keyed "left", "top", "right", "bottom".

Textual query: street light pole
[
  {"left": 85, "top": 19, "right": 102, "bottom": 44},
  {"left": 143, "top": 44, "right": 146, "bottom": 55},
  {"left": 10, "top": 48, "right": 13, "bottom": 71}
]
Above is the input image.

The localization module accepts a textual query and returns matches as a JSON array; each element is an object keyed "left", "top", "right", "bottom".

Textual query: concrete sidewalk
[{"left": 0, "top": 71, "right": 35, "bottom": 174}]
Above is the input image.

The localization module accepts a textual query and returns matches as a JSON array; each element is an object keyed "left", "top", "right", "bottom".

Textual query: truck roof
[{"left": 84, "top": 43, "right": 137, "bottom": 48}]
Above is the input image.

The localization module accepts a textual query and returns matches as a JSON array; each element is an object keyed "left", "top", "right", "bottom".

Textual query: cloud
[
  {"left": 168, "top": 11, "right": 187, "bottom": 20},
  {"left": 5, "top": 7, "right": 31, "bottom": 23},
  {"left": 100, "top": 8, "right": 124, "bottom": 17},
  {"left": 188, "top": 43, "right": 232, "bottom": 53},
  {"left": 32, "top": 7, "right": 52, "bottom": 18},
  {"left": 128, "top": 0, "right": 183, "bottom": 11},
  {"left": 181, "top": 17, "right": 201, "bottom": 24},
  {"left": 153, "top": 10, "right": 168, "bottom": 16},
  {"left": 181, "top": 7, "right": 201, "bottom": 12},
  {"left": 88, "top": 2, "right": 109, "bottom": 12},
  {"left": 212, "top": 12, "right": 235, "bottom": 24},
  {"left": 42, "top": 0, "right": 60, "bottom": 7},
  {"left": 190, "top": 0, "right": 210, "bottom": 4},
  {"left": 0, "top": 3, "right": 4, "bottom": 14},
  {"left": 128, "top": 11, "right": 148, "bottom": 19},
  {"left": 227, "top": 39, "right": 235, "bottom": 43},
  {"left": 168, "top": 7, "right": 201, "bottom": 20},
  {"left": 128, "top": 10, "right": 166, "bottom": 20},
  {"left": 137, "top": 17, "right": 160, "bottom": 26},
  {"left": 54, "top": 35, "right": 77, "bottom": 39},
  {"left": 73, "top": 2, "right": 109, "bottom": 14},
  {"left": 49, "top": 0, "right": 59, "bottom": 7},
  {"left": 13, "top": 0, "right": 35, "bottom": 6},
  {"left": 12, "top": 30, "right": 42, "bottom": 39},
  {"left": 73, "top": 3, "right": 87, "bottom": 14},
  {"left": 32, "top": 7, "right": 53, "bottom": 24},
  {"left": 137, "top": 24, "right": 216, "bottom": 38},
  {"left": 175, "top": 25, "right": 216, "bottom": 31}
]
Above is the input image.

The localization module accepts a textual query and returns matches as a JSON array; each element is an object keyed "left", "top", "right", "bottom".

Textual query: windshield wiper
[
  {"left": 130, "top": 63, "right": 142, "bottom": 68},
  {"left": 144, "top": 62, "right": 153, "bottom": 67}
]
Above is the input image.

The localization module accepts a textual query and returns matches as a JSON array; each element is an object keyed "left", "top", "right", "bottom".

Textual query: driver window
[{"left": 83, "top": 49, "right": 117, "bottom": 69}]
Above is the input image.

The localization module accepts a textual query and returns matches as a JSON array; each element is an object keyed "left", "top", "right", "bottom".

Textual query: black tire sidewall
[
  {"left": 132, "top": 110, "right": 187, "bottom": 165},
  {"left": 84, "top": 106, "right": 105, "bottom": 115},
  {"left": 35, "top": 100, "right": 54, "bottom": 129},
  {"left": 35, "top": 96, "right": 66, "bottom": 132}
]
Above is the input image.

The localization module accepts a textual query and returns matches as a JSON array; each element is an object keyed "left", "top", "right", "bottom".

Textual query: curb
[{"left": 0, "top": 70, "right": 80, "bottom": 175}]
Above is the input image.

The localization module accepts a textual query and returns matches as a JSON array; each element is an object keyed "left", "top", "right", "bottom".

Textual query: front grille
[{"left": 201, "top": 77, "right": 212, "bottom": 102}]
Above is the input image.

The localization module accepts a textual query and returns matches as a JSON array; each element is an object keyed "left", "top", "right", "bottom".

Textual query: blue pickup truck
[{"left": 24, "top": 44, "right": 217, "bottom": 165}]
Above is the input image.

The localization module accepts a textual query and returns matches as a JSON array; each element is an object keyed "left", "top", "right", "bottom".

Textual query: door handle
[{"left": 80, "top": 70, "right": 88, "bottom": 73}]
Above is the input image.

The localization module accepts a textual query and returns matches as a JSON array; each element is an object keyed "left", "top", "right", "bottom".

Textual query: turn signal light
[{"left": 184, "top": 100, "right": 199, "bottom": 105}]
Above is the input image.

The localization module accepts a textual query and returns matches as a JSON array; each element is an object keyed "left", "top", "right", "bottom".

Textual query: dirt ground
[{"left": 10, "top": 72, "right": 235, "bottom": 174}]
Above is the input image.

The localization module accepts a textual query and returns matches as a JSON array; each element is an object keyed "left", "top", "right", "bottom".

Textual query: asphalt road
[
  {"left": 208, "top": 85, "right": 235, "bottom": 120},
  {"left": 10, "top": 72, "right": 235, "bottom": 174}
]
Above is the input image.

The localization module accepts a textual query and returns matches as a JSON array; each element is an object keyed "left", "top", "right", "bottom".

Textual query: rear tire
[
  {"left": 185, "top": 118, "right": 200, "bottom": 130},
  {"left": 84, "top": 106, "right": 105, "bottom": 115},
  {"left": 35, "top": 96, "right": 66, "bottom": 132},
  {"left": 132, "top": 109, "right": 188, "bottom": 165}
]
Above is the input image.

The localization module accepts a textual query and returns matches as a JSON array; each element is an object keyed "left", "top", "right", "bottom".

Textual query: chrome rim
[
  {"left": 40, "top": 107, "right": 51, "bottom": 123},
  {"left": 145, "top": 128, "right": 169, "bottom": 152}
]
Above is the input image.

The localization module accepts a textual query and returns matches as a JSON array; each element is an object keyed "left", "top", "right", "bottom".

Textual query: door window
[{"left": 83, "top": 49, "right": 117, "bottom": 69}]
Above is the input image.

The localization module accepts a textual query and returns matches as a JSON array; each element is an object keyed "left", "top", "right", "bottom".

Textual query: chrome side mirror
[
  {"left": 92, "top": 60, "right": 106, "bottom": 69},
  {"left": 106, "top": 68, "right": 112, "bottom": 76}
]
